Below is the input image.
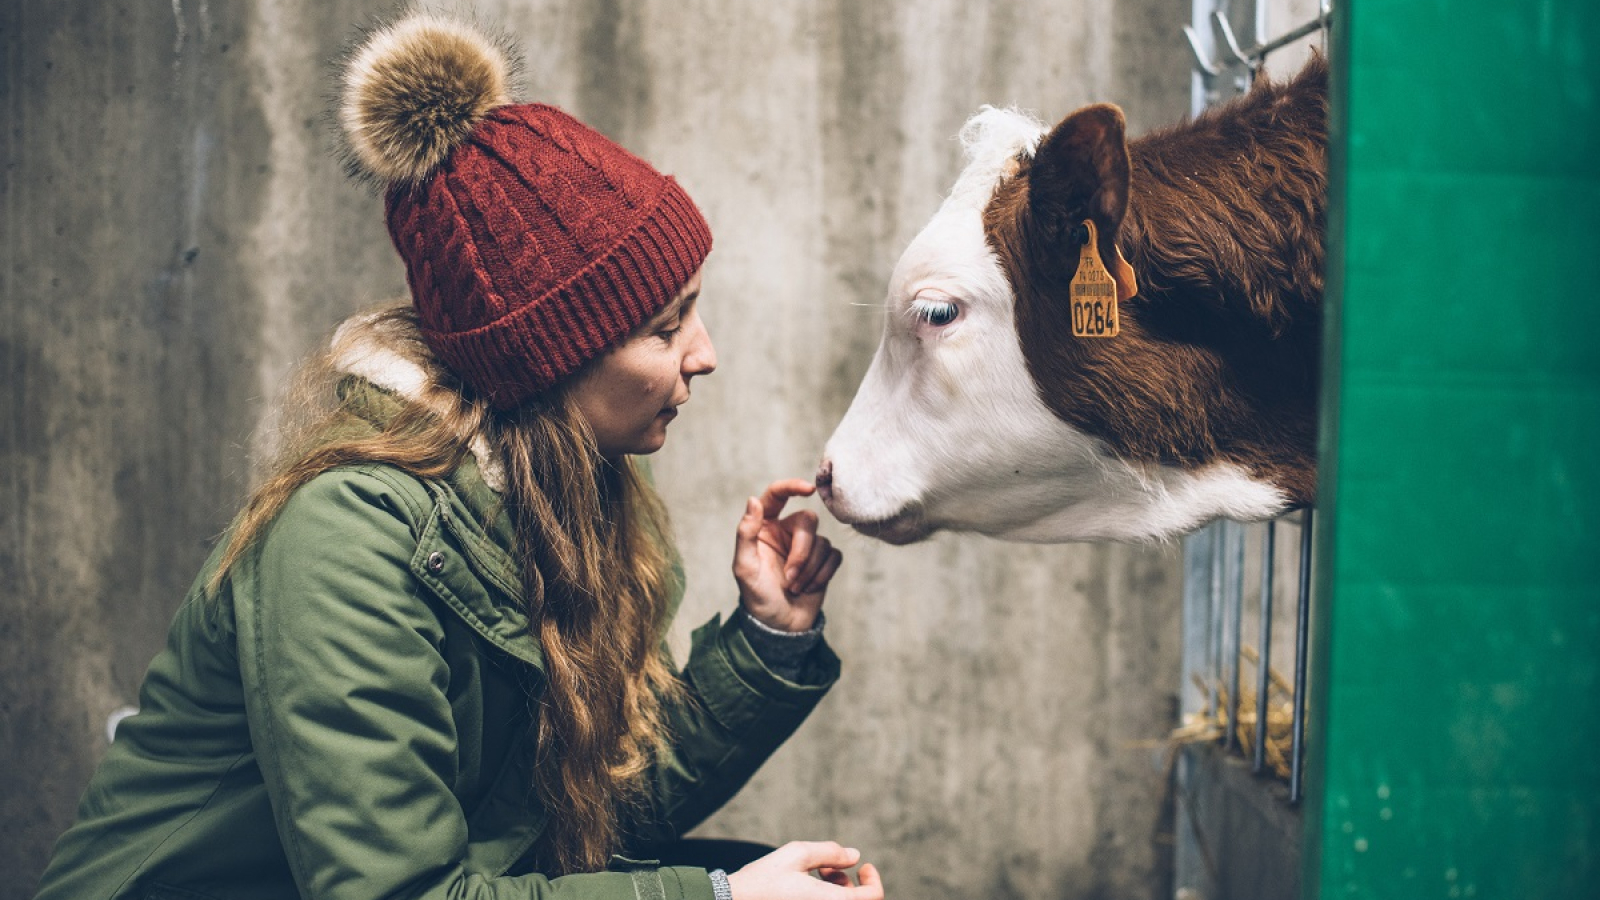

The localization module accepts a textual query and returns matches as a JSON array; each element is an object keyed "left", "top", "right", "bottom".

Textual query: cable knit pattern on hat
[
  {"left": 391, "top": 104, "right": 711, "bottom": 408},
  {"left": 341, "top": 14, "right": 712, "bottom": 410}
]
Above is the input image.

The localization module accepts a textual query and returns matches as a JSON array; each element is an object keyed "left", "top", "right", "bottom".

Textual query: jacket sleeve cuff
[
  {"left": 734, "top": 608, "right": 823, "bottom": 682},
  {"left": 669, "top": 865, "right": 716, "bottom": 900},
  {"left": 708, "top": 868, "right": 734, "bottom": 900},
  {"left": 589, "top": 862, "right": 714, "bottom": 900},
  {"left": 685, "top": 613, "right": 840, "bottom": 734}
]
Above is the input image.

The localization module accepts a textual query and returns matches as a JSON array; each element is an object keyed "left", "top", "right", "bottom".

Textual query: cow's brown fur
[{"left": 985, "top": 56, "right": 1327, "bottom": 504}]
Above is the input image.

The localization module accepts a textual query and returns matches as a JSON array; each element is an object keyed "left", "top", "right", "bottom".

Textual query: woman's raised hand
[
  {"left": 733, "top": 480, "right": 844, "bottom": 632},
  {"left": 726, "top": 841, "right": 883, "bottom": 900}
]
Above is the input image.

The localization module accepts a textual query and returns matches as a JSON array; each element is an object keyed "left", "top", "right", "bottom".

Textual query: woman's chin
[
  {"left": 627, "top": 429, "right": 671, "bottom": 458},
  {"left": 596, "top": 418, "right": 679, "bottom": 459}
]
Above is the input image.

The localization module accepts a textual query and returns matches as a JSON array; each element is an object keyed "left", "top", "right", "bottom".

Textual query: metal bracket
[
  {"left": 1182, "top": 21, "right": 1223, "bottom": 77},
  {"left": 1212, "top": 12, "right": 1256, "bottom": 70},
  {"left": 1185, "top": 7, "right": 1332, "bottom": 76}
]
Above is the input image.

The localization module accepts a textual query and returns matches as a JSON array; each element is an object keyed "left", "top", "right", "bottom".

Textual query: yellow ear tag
[{"left": 1069, "top": 220, "right": 1131, "bottom": 338}]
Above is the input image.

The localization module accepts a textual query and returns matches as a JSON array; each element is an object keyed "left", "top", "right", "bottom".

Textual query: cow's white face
[{"left": 819, "top": 109, "right": 1287, "bottom": 544}]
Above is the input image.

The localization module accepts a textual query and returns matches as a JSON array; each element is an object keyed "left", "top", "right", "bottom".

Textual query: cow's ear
[{"left": 1029, "top": 103, "right": 1131, "bottom": 243}]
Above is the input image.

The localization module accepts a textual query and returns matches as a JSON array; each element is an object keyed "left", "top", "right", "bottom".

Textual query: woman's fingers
[
  {"left": 732, "top": 497, "right": 763, "bottom": 576},
  {"left": 758, "top": 479, "right": 816, "bottom": 519},
  {"left": 798, "top": 545, "right": 843, "bottom": 596},
  {"left": 816, "top": 868, "right": 850, "bottom": 887},
  {"left": 820, "top": 863, "right": 884, "bottom": 900},
  {"left": 780, "top": 509, "right": 820, "bottom": 582},
  {"left": 737, "top": 496, "right": 764, "bottom": 541},
  {"left": 779, "top": 841, "right": 859, "bottom": 873},
  {"left": 739, "top": 479, "right": 841, "bottom": 619},
  {"left": 736, "top": 843, "right": 883, "bottom": 900},
  {"left": 853, "top": 864, "right": 884, "bottom": 898},
  {"left": 789, "top": 534, "right": 831, "bottom": 592}
]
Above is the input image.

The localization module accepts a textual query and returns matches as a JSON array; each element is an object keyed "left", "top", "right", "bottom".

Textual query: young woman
[{"left": 33, "top": 13, "right": 881, "bottom": 900}]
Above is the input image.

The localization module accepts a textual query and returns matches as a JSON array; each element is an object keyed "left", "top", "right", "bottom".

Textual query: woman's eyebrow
[{"left": 646, "top": 293, "right": 690, "bottom": 327}]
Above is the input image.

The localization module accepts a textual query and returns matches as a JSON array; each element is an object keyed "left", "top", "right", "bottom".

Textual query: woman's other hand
[
  {"left": 726, "top": 841, "right": 883, "bottom": 900},
  {"left": 732, "top": 480, "right": 843, "bottom": 632}
]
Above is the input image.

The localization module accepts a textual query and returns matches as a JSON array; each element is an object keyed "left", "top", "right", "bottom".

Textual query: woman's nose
[{"left": 685, "top": 318, "right": 717, "bottom": 377}]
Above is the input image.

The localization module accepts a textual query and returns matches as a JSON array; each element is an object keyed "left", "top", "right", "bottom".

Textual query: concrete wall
[{"left": 1, "top": 2, "right": 1193, "bottom": 897}]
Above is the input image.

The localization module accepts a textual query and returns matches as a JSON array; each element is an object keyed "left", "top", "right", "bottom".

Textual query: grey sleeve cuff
[
  {"left": 709, "top": 869, "right": 734, "bottom": 900},
  {"left": 734, "top": 607, "right": 824, "bottom": 683}
]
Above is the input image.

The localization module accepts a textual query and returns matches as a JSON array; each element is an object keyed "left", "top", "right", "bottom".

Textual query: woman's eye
[{"left": 910, "top": 299, "right": 959, "bottom": 327}]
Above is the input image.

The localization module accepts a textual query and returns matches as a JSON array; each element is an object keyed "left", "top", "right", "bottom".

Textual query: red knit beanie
[{"left": 338, "top": 14, "right": 712, "bottom": 409}]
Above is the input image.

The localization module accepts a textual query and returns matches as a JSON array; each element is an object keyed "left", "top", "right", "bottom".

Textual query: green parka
[{"left": 34, "top": 386, "right": 839, "bottom": 900}]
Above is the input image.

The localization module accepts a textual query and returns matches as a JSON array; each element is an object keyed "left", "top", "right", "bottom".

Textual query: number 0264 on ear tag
[{"left": 1070, "top": 220, "right": 1119, "bottom": 338}]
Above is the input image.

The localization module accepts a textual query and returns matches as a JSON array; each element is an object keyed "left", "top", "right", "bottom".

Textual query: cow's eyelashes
[{"left": 909, "top": 298, "right": 960, "bottom": 328}]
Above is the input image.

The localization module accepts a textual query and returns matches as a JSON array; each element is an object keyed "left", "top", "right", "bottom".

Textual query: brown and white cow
[{"left": 819, "top": 58, "right": 1326, "bottom": 544}]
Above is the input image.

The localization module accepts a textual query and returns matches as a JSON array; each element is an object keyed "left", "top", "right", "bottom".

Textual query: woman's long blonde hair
[{"left": 214, "top": 305, "right": 682, "bottom": 875}]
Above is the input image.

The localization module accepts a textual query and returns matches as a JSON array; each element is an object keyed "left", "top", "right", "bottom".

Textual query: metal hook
[
  {"left": 1188, "top": 3, "right": 1335, "bottom": 93},
  {"left": 1211, "top": 12, "right": 1259, "bottom": 71},
  {"left": 1190, "top": 7, "right": 1336, "bottom": 76},
  {"left": 1182, "top": 23, "right": 1222, "bottom": 77}
]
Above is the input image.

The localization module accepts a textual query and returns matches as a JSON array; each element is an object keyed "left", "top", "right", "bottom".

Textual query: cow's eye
[{"left": 910, "top": 298, "right": 960, "bottom": 328}]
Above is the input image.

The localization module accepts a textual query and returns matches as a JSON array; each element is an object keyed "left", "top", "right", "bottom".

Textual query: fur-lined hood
[{"left": 328, "top": 306, "right": 508, "bottom": 493}]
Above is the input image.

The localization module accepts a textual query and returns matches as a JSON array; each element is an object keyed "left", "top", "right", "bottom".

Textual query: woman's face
[{"left": 570, "top": 271, "right": 717, "bottom": 458}]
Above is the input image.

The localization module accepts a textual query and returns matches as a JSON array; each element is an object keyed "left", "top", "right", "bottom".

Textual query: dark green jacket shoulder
[{"left": 34, "top": 460, "right": 839, "bottom": 900}]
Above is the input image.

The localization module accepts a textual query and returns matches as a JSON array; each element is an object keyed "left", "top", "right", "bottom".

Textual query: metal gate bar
[
  {"left": 1289, "top": 509, "right": 1314, "bottom": 803},
  {"left": 1189, "top": 512, "right": 1313, "bottom": 800},
  {"left": 1183, "top": 0, "right": 1330, "bottom": 805},
  {"left": 1252, "top": 520, "right": 1276, "bottom": 774},
  {"left": 1223, "top": 523, "right": 1245, "bottom": 754}
]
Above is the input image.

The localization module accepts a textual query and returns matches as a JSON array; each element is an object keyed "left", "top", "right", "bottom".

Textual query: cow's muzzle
[{"left": 816, "top": 457, "right": 933, "bottom": 544}]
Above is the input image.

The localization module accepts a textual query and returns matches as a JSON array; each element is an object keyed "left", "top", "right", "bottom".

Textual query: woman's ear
[{"left": 1027, "top": 103, "right": 1132, "bottom": 257}]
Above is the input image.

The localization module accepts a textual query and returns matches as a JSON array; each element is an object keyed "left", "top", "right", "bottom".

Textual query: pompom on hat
[{"left": 338, "top": 12, "right": 712, "bottom": 409}]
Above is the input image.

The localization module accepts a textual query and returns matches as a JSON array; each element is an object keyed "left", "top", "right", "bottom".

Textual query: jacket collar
[
  {"left": 321, "top": 312, "right": 542, "bottom": 664},
  {"left": 331, "top": 376, "right": 519, "bottom": 560},
  {"left": 321, "top": 308, "right": 685, "bottom": 657},
  {"left": 329, "top": 386, "right": 541, "bottom": 667},
  {"left": 330, "top": 310, "right": 508, "bottom": 493},
  {"left": 412, "top": 473, "right": 543, "bottom": 669}
]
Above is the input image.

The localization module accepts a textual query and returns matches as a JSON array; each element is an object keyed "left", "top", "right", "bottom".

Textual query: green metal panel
[{"left": 1307, "top": 1, "right": 1600, "bottom": 898}]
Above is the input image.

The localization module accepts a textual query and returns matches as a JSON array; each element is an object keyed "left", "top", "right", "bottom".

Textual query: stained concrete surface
[
  {"left": 1174, "top": 744, "right": 1301, "bottom": 900},
  {"left": 2, "top": 2, "right": 1192, "bottom": 898}
]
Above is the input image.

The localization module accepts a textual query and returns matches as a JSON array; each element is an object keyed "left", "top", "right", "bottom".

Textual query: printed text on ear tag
[{"left": 1070, "top": 219, "right": 1119, "bottom": 338}]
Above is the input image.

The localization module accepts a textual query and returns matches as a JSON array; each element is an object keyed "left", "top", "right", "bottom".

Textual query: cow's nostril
[{"left": 815, "top": 459, "right": 834, "bottom": 502}]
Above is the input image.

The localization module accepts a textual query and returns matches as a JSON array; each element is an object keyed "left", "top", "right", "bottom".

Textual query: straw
[{"left": 1170, "top": 645, "right": 1297, "bottom": 780}]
